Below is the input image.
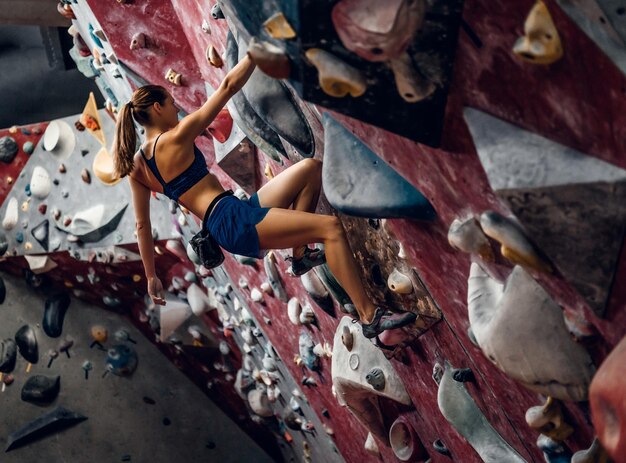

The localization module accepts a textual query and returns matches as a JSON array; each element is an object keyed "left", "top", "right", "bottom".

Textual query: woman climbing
[{"left": 112, "top": 53, "right": 416, "bottom": 339}]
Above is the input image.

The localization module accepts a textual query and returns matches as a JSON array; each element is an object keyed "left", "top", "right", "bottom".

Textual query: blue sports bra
[{"left": 140, "top": 133, "right": 209, "bottom": 202}]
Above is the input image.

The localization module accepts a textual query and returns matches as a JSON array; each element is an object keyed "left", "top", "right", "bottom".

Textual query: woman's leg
[
  {"left": 254, "top": 158, "right": 322, "bottom": 259},
  {"left": 255, "top": 208, "right": 377, "bottom": 323}
]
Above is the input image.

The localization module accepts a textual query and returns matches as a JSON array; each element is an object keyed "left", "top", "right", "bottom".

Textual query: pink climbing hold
[{"left": 208, "top": 108, "right": 234, "bottom": 143}]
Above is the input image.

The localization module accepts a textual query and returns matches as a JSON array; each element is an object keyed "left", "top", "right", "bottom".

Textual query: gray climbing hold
[
  {"left": 238, "top": 34, "right": 315, "bottom": 157},
  {"left": 298, "top": 330, "right": 319, "bottom": 371},
  {"left": 365, "top": 367, "right": 385, "bottom": 391},
  {"left": 434, "top": 360, "right": 526, "bottom": 463},
  {"left": 0, "top": 136, "right": 18, "bottom": 163},
  {"left": 465, "top": 107, "right": 626, "bottom": 314},
  {"left": 225, "top": 32, "right": 288, "bottom": 163},
  {"left": 264, "top": 251, "right": 288, "bottom": 302},
  {"left": 322, "top": 114, "right": 436, "bottom": 219},
  {"left": 23, "top": 141, "right": 34, "bottom": 155},
  {"left": 0, "top": 233, "right": 8, "bottom": 256}
]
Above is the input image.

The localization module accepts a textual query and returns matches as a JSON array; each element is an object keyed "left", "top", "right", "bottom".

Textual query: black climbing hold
[
  {"left": 143, "top": 396, "right": 156, "bottom": 405},
  {"left": 0, "top": 136, "right": 19, "bottom": 163},
  {"left": 43, "top": 292, "right": 71, "bottom": 338},
  {"left": 0, "top": 338, "right": 17, "bottom": 373},
  {"left": 0, "top": 275, "right": 5, "bottom": 304},
  {"left": 31, "top": 219, "right": 49, "bottom": 251},
  {"left": 433, "top": 439, "right": 451, "bottom": 456},
  {"left": 452, "top": 368, "right": 475, "bottom": 383},
  {"left": 5, "top": 406, "right": 87, "bottom": 452},
  {"left": 0, "top": 234, "right": 8, "bottom": 257},
  {"left": 211, "top": 3, "right": 225, "bottom": 19},
  {"left": 21, "top": 375, "right": 60, "bottom": 405},
  {"left": 370, "top": 264, "right": 386, "bottom": 288},
  {"left": 15, "top": 325, "right": 38, "bottom": 364},
  {"left": 163, "top": 417, "right": 171, "bottom": 426},
  {"left": 205, "top": 441, "right": 216, "bottom": 449}
]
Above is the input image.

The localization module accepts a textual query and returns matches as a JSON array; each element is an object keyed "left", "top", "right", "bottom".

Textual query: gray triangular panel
[
  {"left": 498, "top": 181, "right": 626, "bottom": 315},
  {"left": 464, "top": 108, "right": 626, "bottom": 191}
]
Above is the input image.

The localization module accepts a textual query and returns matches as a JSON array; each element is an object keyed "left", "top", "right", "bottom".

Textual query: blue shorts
[{"left": 204, "top": 194, "right": 269, "bottom": 258}]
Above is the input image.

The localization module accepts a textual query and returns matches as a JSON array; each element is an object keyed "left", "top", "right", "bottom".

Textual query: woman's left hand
[{"left": 147, "top": 277, "right": 166, "bottom": 305}]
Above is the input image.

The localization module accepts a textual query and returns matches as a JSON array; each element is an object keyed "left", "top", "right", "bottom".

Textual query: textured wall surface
[{"left": 1, "top": 0, "right": 625, "bottom": 462}]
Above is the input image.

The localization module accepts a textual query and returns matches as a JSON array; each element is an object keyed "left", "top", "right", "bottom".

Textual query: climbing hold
[
  {"left": 31, "top": 220, "right": 50, "bottom": 250},
  {"left": 43, "top": 120, "right": 75, "bottom": 161},
  {"left": 0, "top": 338, "right": 17, "bottom": 373},
  {"left": 331, "top": 0, "right": 426, "bottom": 62},
  {"left": 365, "top": 432, "right": 381, "bottom": 457},
  {"left": 21, "top": 375, "right": 60, "bottom": 404},
  {"left": 365, "top": 367, "right": 386, "bottom": 391},
  {"left": 248, "top": 389, "right": 273, "bottom": 417},
  {"left": 2, "top": 197, "right": 18, "bottom": 230},
  {"left": 448, "top": 216, "right": 495, "bottom": 262},
  {"left": 250, "top": 287, "right": 264, "bottom": 303},
  {"left": 165, "top": 68, "right": 182, "bottom": 86},
  {"left": 0, "top": 136, "right": 18, "bottom": 163},
  {"left": 64, "top": 203, "right": 128, "bottom": 243},
  {"left": 43, "top": 292, "right": 71, "bottom": 338},
  {"left": 467, "top": 262, "right": 594, "bottom": 401},
  {"left": 299, "top": 303, "right": 316, "bottom": 325},
  {"left": 513, "top": 1, "right": 563, "bottom": 65},
  {"left": 248, "top": 38, "right": 290, "bottom": 79},
  {"left": 434, "top": 360, "right": 526, "bottom": 462},
  {"left": 5, "top": 406, "right": 87, "bottom": 452},
  {"left": 90, "top": 325, "right": 108, "bottom": 343},
  {"left": 264, "top": 251, "right": 288, "bottom": 302},
  {"left": 23, "top": 141, "right": 34, "bottom": 155},
  {"left": 201, "top": 19, "right": 211, "bottom": 34},
  {"left": 322, "top": 114, "right": 436, "bottom": 219},
  {"left": 287, "top": 298, "right": 302, "bottom": 325},
  {"left": 389, "top": 416, "right": 428, "bottom": 462},
  {"left": 389, "top": 52, "right": 436, "bottom": 103},
  {"left": 211, "top": 3, "right": 225, "bottom": 20},
  {"left": 130, "top": 32, "right": 146, "bottom": 50},
  {"left": 526, "top": 397, "right": 574, "bottom": 441},
  {"left": 299, "top": 330, "right": 320, "bottom": 371},
  {"left": 332, "top": 317, "right": 411, "bottom": 443},
  {"left": 263, "top": 12, "right": 296, "bottom": 39},
  {"left": 207, "top": 108, "right": 233, "bottom": 143},
  {"left": 590, "top": 335, "right": 626, "bottom": 460},
  {"left": 106, "top": 344, "right": 138, "bottom": 376},
  {"left": 301, "top": 271, "right": 335, "bottom": 316},
  {"left": 480, "top": 211, "right": 552, "bottom": 272},
  {"left": 305, "top": 48, "right": 367, "bottom": 98},
  {"left": 536, "top": 434, "right": 572, "bottom": 463},
  {"left": 15, "top": 325, "right": 38, "bottom": 364},
  {"left": 387, "top": 268, "right": 413, "bottom": 294},
  {"left": 341, "top": 326, "right": 353, "bottom": 351},
  {"left": 81, "top": 168, "right": 91, "bottom": 184},
  {"left": 206, "top": 45, "right": 223, "bottom": 68},
  {"left": 187, "top": 283, "right": 214, "bottom": 316},
  {"left": 571, "top": 438, "right": 610, "bottom": 463}
]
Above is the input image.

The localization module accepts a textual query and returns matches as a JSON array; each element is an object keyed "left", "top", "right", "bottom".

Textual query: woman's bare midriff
[{"left": 176, "top": 173, "right": 227, "bottom": 220}]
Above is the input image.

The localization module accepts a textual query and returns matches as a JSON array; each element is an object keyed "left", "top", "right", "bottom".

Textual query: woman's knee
[
  {"left": 322, "top": 215, "right": 344, "bottom": 241},
  {"left": 301, "top": 158, "right": 322, "bottom": 179}
]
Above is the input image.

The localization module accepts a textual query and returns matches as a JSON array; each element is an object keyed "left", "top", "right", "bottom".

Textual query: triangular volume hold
[
  {"left": 498, "top": 181, "right": 626, "bottom": 315},
  {"left": 464, "top": 108, "right": 626, "bottom": 191},
  {"left": 321, "top": 114, "right": 435, "bottom": 220},
  {"left": 82, "top": 92, "right": 106, "bottom": 147}
]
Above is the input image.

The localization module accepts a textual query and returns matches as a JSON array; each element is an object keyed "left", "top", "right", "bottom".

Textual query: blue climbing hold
[
  {"left": 322, "top": 114, "right": 436, "bottom": 220},
  {"left": 25, "top": 184, "right": 31, "bottom": 196}
]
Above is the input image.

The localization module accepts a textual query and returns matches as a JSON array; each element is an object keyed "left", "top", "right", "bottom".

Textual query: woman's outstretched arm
[
  {"left": 130, "top": 175, "right": 165, "bottom": 305},
  {"left": 173, "top": 54, "right": 256, "bottom": 144}
]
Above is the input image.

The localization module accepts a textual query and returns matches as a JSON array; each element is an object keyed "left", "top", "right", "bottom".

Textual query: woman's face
[{"left": 155, "top": 93, "right": 180, "bottom": 128}]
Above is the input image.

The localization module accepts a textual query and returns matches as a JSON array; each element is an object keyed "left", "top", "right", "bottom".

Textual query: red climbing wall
[{"left": 2, "top": 0, "right": 624, "bottom": 461}]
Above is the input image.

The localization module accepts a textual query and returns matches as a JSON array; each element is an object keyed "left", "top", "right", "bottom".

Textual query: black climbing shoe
[
  {"left": 289, "top": 247, "right": 326, "bottom": 276},
  {"left": 360, "top": 307, "right": 417, "bottom": 339}
]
